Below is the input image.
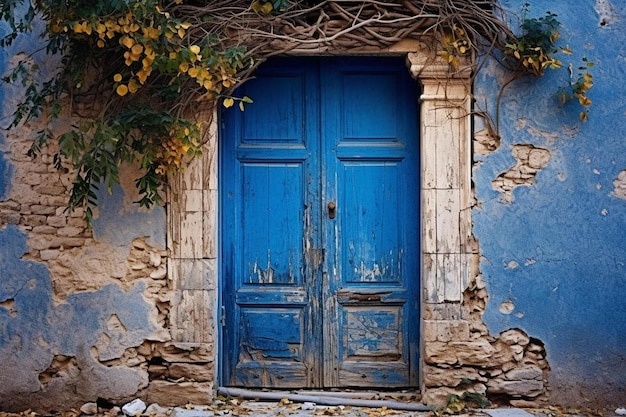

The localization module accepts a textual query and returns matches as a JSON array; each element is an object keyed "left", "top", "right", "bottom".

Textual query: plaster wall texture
[{"left": 473, "top": 0, "right": 626, "bottom": 406}]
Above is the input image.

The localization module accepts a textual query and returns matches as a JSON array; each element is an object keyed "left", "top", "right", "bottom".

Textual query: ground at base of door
[{"left": 2, "top": 399, "right": 623, "bottom": 417}]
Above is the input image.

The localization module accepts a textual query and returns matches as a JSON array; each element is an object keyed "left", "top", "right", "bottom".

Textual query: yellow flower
[
  {"left": 189, "top": 45, "right": 200, "bottom": 54},
  {"left": 113, "top": 73, "right": 123, "bottom": 82}
]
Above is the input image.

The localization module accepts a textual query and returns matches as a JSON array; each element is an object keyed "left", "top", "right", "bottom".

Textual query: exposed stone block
[
  {"left": 422, "top": 364, "right": 487, "bottom": 387},
  {"left": 157, "top": 343, "right": 214, "bottom": 363},
  {"left": 504, "top": 365, "right": 543, "bottom": 381},
  {"left": 487, "top": 379, "right": 544, "bottom": 397},
  {"left": 169, "top": 363, "right": 213, "bottom": 382},
  {"left": 499, "top": 329, "right": 530, "bottom": 346},
  {"left": 143, "top": 381, "right": 213, "bottom": 406}
]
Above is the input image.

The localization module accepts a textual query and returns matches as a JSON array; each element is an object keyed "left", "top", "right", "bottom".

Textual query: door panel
[
  {"left": 322, "top": 59, "right": 419, "bottom": 387},
  {"left": 221, "top": 57, "right": 418, "bottom": 388},
  {"left": 222, "top": 61, "right": 319, "bottom": 387}
]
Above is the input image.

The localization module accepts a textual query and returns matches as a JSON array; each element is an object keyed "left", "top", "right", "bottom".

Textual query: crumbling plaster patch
[
  {"left": 595, "top": 0, "right": 620, "bottom": 27},
  {"left": 492, "top": 144, "right": 551, "bottom": 203},
  {"left": 611, "top": 169, "right": 626, "bottom": 200},
  {"left": 422, "top": 273, "right": 550, "bottom": 407}
]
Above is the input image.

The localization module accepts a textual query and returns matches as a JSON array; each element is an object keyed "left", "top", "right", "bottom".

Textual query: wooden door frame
[{"left": 166, "top": 42, "right": 474, "bottom": 394}]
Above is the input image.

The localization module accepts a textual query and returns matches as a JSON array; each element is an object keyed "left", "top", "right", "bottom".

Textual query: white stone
[
  {"left": 301, "top": 402, "right": 316, "bottom": 410},
  {"left": 122, "top": 399, "right": 147, "bottom": 416},
  {"left": 79, "top": 402, "right": 99, "bottom": 415},
  {"left": 145, "top": 403, "right": 171, "bottom": 416},
  {"left": 615, "top": 408, "right": 626, "bottom": 416}
]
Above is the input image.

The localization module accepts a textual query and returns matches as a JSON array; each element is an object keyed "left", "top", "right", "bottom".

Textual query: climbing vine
[
  {"left": 502, "top": 4, "right": 594, "bottom": 121},
  {"left": 0, "top": 0, "right": 593, "bottom": 223}
]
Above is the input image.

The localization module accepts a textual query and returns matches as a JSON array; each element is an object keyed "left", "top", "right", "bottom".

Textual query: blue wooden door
[{"left": 221, "top": 57, "right": 419, "bottom": 388}]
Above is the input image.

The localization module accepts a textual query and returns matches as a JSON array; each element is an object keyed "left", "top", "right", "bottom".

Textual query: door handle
[{"left": 327, "top": 201, "right": 336, "bottom": 219}]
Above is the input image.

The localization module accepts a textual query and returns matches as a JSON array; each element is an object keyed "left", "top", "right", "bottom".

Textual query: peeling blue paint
[
  {"left": 0, "top": 225, "right": 161, "bottom": 407},
  {"left": 475, "top": 0, "right": 626, "bottom": 403}
]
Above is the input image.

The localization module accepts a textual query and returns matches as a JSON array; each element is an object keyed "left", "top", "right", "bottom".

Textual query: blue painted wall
[{"left": 474, "top": 0, "right": 626, "bottom": 404}]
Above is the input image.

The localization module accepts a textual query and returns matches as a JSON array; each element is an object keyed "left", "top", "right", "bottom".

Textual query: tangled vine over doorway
[{"left": 0, "top": 0, "right": 589, "bottom": 221}]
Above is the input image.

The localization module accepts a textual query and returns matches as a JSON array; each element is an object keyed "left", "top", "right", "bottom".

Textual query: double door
[{"left": 220, "top": 57, "right": 420, "bottom": 388}]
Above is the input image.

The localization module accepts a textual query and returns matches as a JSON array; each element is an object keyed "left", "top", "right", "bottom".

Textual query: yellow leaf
[
  {"left": 131, "top": 43, "right": 143, "bottom": 55},
  {"left": 223, "top": 98, "right": 235, "bottom": 108},
  {"left": 261, "top": 2, "right": 273, "bottom": 13},
  {"left": 143, "top": 27, "right": 159, "bottom": 40},
  {"left": 179, "top": 62, "right": 189, "bottom": 73},
  {"left": 578, "top": 95, "right": 592, "bottom": 107},
  {"left": 128, "top": 79, "right": 139, "bottom": 93},
  {"left": 513, "top": 50, "right": 521, "bottom": 59},
  {"left": 178, "top": 27, "right": 185, "bottom": 38},
  {"left": 137, "top": 69, "right": 149, "bottom": 84},
  {"left": 120, "top": 36, "right": 134, "bottom": 49},
  {"left": 189, "top": 45, "right": 200, "bottom": 54},
  {"left": 142, "top": 57, "right": 153, "bottom": 69},
  {"left": 188, "top": 67, "right": 200, "bottom": 78},
  {"left": 116, "top": 84, "right": 129, "bottom": 96},
  {"left": 251, "top": 1, "right": 263, "bottom": 13},
  {"left": 73, "top": 22, "right": 83, "bottom": 33},
  {"left": 97, "top": 39, "right": 105, "bottom": 48},
  {"left": 239, "top": 101, "right": 245, "bottom": 111},
  {"left": 580, "top": 111, "right": 588, "bottom": 122}
]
